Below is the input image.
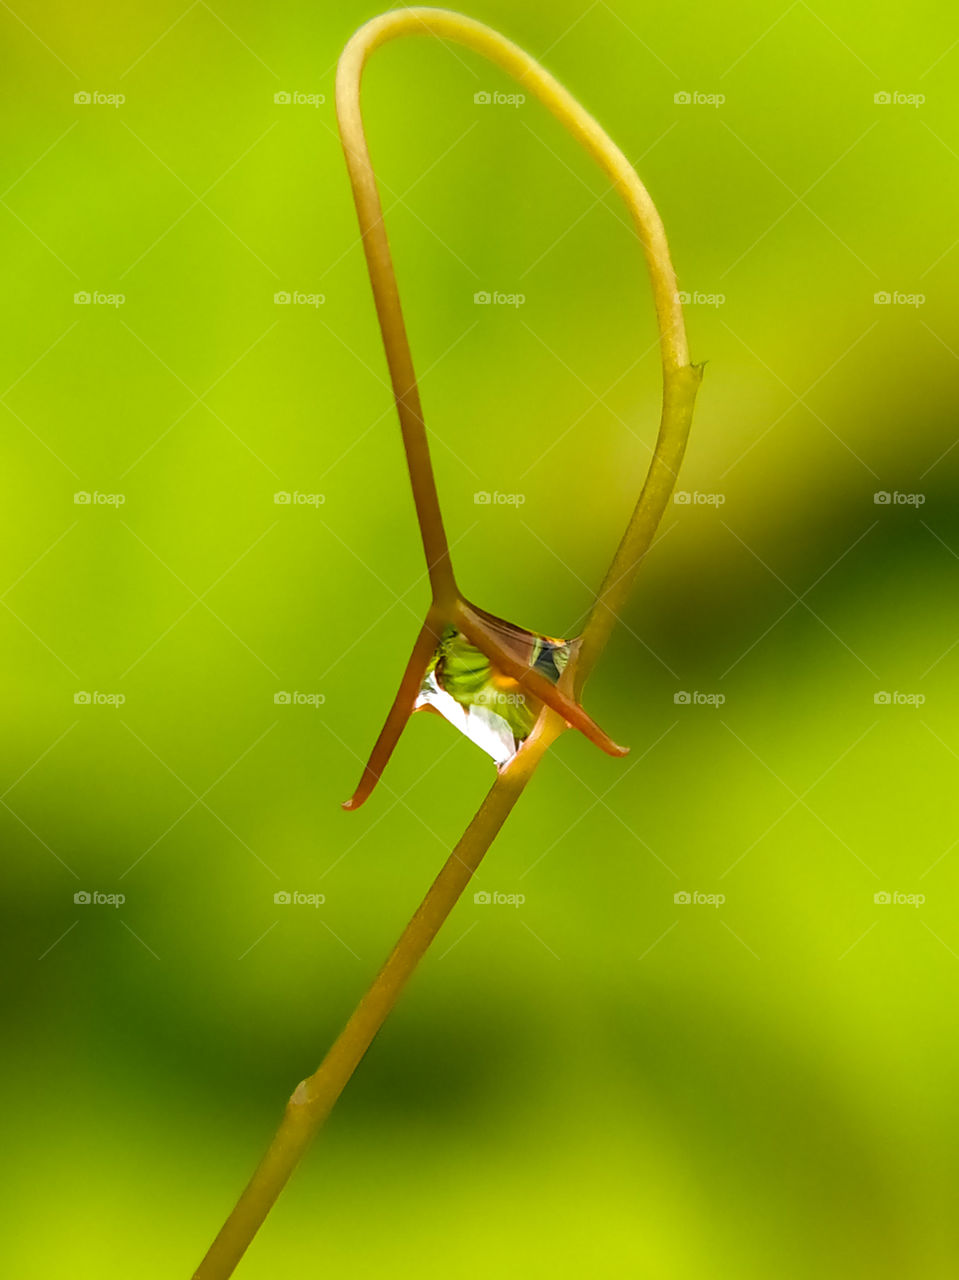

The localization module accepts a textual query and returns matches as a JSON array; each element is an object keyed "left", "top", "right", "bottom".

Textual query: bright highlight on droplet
[{"left": 414, "top": 625, "right": 572, "bottom": 765}]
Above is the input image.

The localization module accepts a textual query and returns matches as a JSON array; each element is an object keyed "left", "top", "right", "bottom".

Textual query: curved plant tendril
[{"left": 192, "top": 9, "right": 701, "bottom": 1278}]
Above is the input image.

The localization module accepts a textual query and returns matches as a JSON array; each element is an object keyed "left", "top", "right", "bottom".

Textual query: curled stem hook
[
  {"left": 192, "top": 10, "right": 700, "bottom": 1278},
  {"left": 338, "top": 6, "right": 700, "bottom": 807}
]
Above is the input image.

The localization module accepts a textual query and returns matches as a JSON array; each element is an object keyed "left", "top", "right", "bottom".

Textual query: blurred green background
[{"left": 3, "top": 1, "right": 958, "bottom": 1275}]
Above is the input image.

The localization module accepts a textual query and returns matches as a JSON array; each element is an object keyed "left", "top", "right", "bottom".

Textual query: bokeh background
[{"left": 3, "top": 1, "right": 958, "bottom": 1275}]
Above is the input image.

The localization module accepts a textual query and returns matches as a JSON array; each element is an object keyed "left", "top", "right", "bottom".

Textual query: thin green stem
[
  {"left": 192, "top": 9, "right": 700, "bottom": 1276},
  {"left": 193, "top": 731, "right": 549, "bottom": 1280},
  {"left": 574, "top": 362, "right": 701, "bottom": 692},
  {"left": 335, "top": 6, "right": 700, "bottom": 688}
]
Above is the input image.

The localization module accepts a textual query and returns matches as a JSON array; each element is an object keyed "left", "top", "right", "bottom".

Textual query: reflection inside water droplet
[{"left": 414, "top": 623, "right": 572, "bottom": 766}]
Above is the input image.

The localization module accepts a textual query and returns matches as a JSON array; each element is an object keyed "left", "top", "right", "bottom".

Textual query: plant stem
[
  {"left": 575, "top": 362, "right": 701, "bottom": 692},
  {"left": 192, "top": 730, "right": 552, "bottom": 1280},
  {"left": 193, "top": 8, "right": 700, "bottom": 1276},
  {"left": 335, "top": 6, "right": 701, "bottom": 688}
]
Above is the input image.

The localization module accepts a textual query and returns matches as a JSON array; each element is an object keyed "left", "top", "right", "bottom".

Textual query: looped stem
[
  {"left": 192, "top": 10, "right": 700, "bottom": 1277},
  {"left": 335, "top": 5, "right": 699, "bottom": 636}
]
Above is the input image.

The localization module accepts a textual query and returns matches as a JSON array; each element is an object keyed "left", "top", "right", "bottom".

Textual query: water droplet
[{"left": 414, "top": 623, "right": 572, "bottom": 765}]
